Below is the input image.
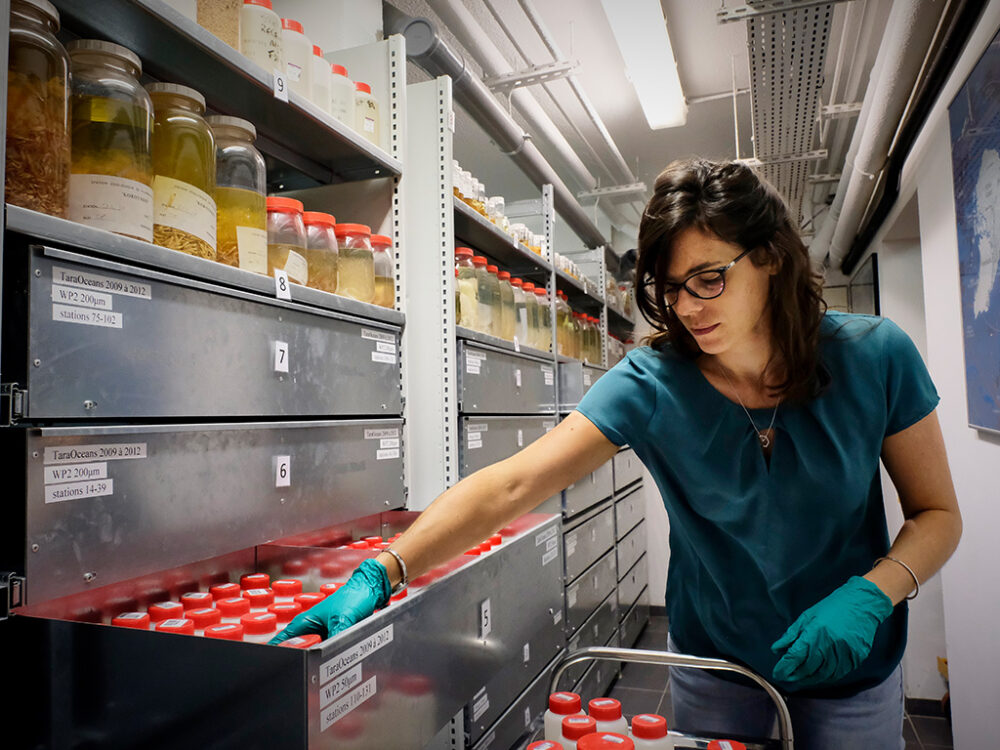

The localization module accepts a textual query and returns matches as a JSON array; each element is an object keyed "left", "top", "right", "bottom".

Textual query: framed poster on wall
[{"left": 947, "top": 27, "right": 1000, "bottom": 435}]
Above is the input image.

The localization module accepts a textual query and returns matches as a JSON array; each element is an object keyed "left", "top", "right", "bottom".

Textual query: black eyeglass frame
[{"left": 650, "top": 247, "right": 754, "bottom": 306}]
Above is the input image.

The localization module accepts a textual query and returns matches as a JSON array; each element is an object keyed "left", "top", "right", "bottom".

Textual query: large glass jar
[
  {"left": 455, "top": 247, "right": 478, "bottom": 330},
  {"left": 147, "top": 83, "right": 217, "bottom": 259},
  {"left": 522, "top": 282, "right": 539, "bottom": 349},
  {"left": 67, "top": 40, "right": 153, "bottom": 241},
  {"left": 497, "top": 271, "right": 516, "bottom": 342},
  {"left": 535, "top": 287, "right": 552, "bottom": 351},
  {"left": 334, "top": 223, "right": 375, "bottom": 303},
  {"left": 207, "top": 115, "right": 266, "bottom": 271},
  {"left": 472, "top": 255, "right": 492, "bottom": 336},
  {"left": 6, "top": 0, "right": 70, "bottom": 217},
  {"left": 371, "top": 234, "right": 395, "bottom": 308},
  {"left": 265, "top": 196, "right": 308, "bottom": 285},
  {"left": 240, "top": 0, "right": 283, "bottom": 72},
  {"left": 354, "top": 81, "right": 380, "bottom": 147},
  {"left": 485, "top": 265, "right": 502, "bottom": 337},
  {"left": 302, "top": 211, "right": 338, "bottom": 293},
  {"left": 511, "top": 278, "right": 528, "bottom": 346}
]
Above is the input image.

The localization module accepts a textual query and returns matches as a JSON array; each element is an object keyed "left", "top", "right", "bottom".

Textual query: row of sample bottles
[
  {"left": 455, "top": 247, "right": 604, "bottom": 363},
  {"left": 452, "top": 160, "right": 547, "bottom": 256}
]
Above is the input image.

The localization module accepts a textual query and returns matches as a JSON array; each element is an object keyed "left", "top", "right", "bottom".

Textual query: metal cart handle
[{"left": 550, "top": 646, "right": 794, "bottom": 750}]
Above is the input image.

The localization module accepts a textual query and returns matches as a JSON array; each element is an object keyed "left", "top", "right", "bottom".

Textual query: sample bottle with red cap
[
  {"left": 112, "top": 612, "right": 151, "bottom": 630},
  {"left": 577, "top": 734, "right": 634, "bottom": 750},
  {"left": 279, "top": 633, "right": 321, "bottom": 649},
  {"left": 329, "top": 63, "right": 355, "bottom": 125},
  {"left": 240, "top": 0, "right": 283, "bottom": 72},
  {"left": 241, "top": 572, "right": 271, "bottom": 589},
  {"left": 210, "top": 582, "right": 241, "bottom": 601},
  {"left": 561, "top": 715, "right": 598, "bottom": 750},
  {"left": 266, "top": 197, "right": 308, "bottom": 285},
  {"left": 271, "top": 579, "right": 302, "bottom": 604},
  {"left": 155, "top": 618, "right": 195, "bottom": 635},
  {"left": 216, "top": 596, "right": 251, "bottom": 624},
  {"left": 148, "top": 600, "right": 185, "bottom": 623},
  {"left": 241, "top": 612, "right": 278, "bottom": 644},
  {"left": 455, "top": 248, "right": 479, "bottom": 330},
  {"left": 310, "top": 43, "right": 330, "bottom": 113},
  {"left": 268, "top": 602, "right": 302, "bottom": 629},
  {"left": 354, "top": 81, "right": 379, "bottom": 146},
  {"left": 180, "top": 591, "right": 214, "bottom": 611},
  {"left": 528, "top": 743, "right": 565, "bottom": 750},
  {"left": 334, "top": 223, "right": 375, "bottom": 303},
  {"left": 186, "top": 607, "right": 222, "bottom": 634},
  {"left": 279, "top": 18, "right": 311, "bottom": 98},
  {"left": 545, "top": 692, "right": 585, "bottom": 741},
  {"left": 630, "top": 714, "right": 671, "bottom": 749},
  {"left": 588, "top": 698, "right": 628, "bottom": 735},
  {"left": 205, "top": 622, "right": 244, "bottom": 641},
  {"left": 471, "top": 256, "right": 493, "bottom": 336},
  {"left": 242, "top": 587, "right": 275, "bottom": 613}
]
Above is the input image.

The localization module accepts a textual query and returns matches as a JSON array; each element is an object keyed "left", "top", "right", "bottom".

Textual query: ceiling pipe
[
  {"left": 809, "top": 0, "right": 946, "bottom": 270},
  {"left": 383, "top": 3, "right": 607, "bottom": 248}
]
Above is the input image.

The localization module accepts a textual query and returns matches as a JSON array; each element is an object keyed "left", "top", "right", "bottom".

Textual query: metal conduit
[{"left": 384, "top": 3, "right": 608, "bottom": 248}]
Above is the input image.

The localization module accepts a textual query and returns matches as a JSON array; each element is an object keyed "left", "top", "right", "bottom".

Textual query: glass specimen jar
[
  {"left": 302, "top": 211, "right": 338, "bottom": 293},
  {"left": 371, "top": 234, "right": 395, "bottom": 308},
  {"left": 334, "top": 223, "right": 375, "bottom": 303},
  {"left": 266, "top": 196, "right": 308, "bottom": 285}
]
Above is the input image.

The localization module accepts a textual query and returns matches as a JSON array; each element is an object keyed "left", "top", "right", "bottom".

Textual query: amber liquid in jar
[
  {"left": 338, "top": 249, "right": 375, "bottom": 303},
  {"left": 216, "top": 187, "right": 266, "bottom": 268},
  {"left": 268, "top": 242, "right": 307, "bottom": 285},
  {"left": 374, "top": 276, "right": 394, "bottom": 308},
  {"left": 305, "top": 247, "right": 337, "bottom": 293}
]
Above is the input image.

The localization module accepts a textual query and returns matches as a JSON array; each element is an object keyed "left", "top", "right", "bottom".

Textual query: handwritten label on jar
[
  {"left": 320, "top": 624, "right": 393, "bottom": 683},
  {"left": 320, "top": 675, "right": 377, "bottom": 732},
  {"left": 53, "top": 266, "right": 151, "bottom": 299},
  {"left": 236, "top": 226, "right": 268, "bottom": 274},
  {"left": 51, "top": 284, "right": 113, "bottom": 311},
  {"left": 52, "top": 304, "right": 123, "bottom": 329},
  {"left": 44, "top": 443, "right": 147, "bottom": 464},
  {"left": 45, "top": 478, "right": 114, "bottom": 504},
  {"left": 281, "top": 250, "right": 308, "bottom": 286},
  {"left": 152, "top": 175, "right": 217, "bottom": 249},
  {"left": 69, "top": 174, "right": 154, "bottom": 241}
]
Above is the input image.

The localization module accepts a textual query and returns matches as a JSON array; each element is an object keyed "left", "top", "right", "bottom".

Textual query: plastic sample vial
[
  {"left": 328, "top": 64, "right": 356, "bottom": 126},
  {"left": 545, "top": 692, "right": 585, "bottom": 741},
  {"left": 146, "top": 82, "right": 217, "bottom": 259},
  {"left": 240, "top": 0, "right": 283, "bottom": 72},
  {"left": 240, "top": 612, "right": 278, "bottom": 644},
  {"left": 266, "top": 196, "right": 308, "bottom": 284},
  {"left": 112, "top": 611, "right": 151, "bottom": 630},
  {"left": 371, "top": 234, "right": 395, "bottom": 308},
  {"left": 155, "top": 618, "right": 195, "bottom": 635},
  {"left": 320, "top": 582, "right": 342, "bottom": 597},
  {"left": 588, "top": 699, "right": 628, "bottom": 735},
  {"left": 353, "top": 81, "right": 380, "bottom": 146},
  {"left": 268, "top": 602, "right": 302, "bottom": 630},
  {"left": 280, "top": 633, "right": 321, "bottom": 649},
  {"left": 310, "top": 45, "right": 330, "bottom": 113},
  {"left": 180, "top": 592, "right": 214, "bottom": 610},
  {"left": 455, "top": 248, "right": 479, "bottom": 330},
  {"left": 561, "top": 715, "right": 598, "bottom": 750},
  {"left": 66, "top": 40, "right": 153, "bottom": 239},
  {"left": 522, "top": 283, "right": 539, "bottom": 348},
  {"left": 271, "top": 579, "right": 302, "bottom": 603},
  {"left": 204, "top": 623, "right": 244, "bottom": 641},
  {"left": 216, "top": 596, "right": 251, "bottom": 624},
  {"left": 302, "top": 211, "right": 338, "bottom": 293},
  {"left": 334, "top": 223, "right": 375, "bottom": 303},
  {"left": 707, "top": 743, "right": 746, "bottom": 750},
  {"left": 630, "top": 714, "right": 670, "bottom": 749},
  {"left": 148, "top": 601, "right": 185, "bottom": 623},
  {"left": 511, "top": 278, "right": 528, "bottom": 345},
  {"left": 210, "top": 582, "right": 241, "bottom": 600},
  {"left": 472, "top": 256, "right": 493, "bottom": 335},
  {"left": 242, "top": 588, "right": 275, "bottom": 612},
  {"left": 279, "top": 18, "right": 312, "bottom": 99},
  {"left": 578, "top": 734, "right": 634, "bottom": 750},
  {"left": 240, "top": 573, "right": 270, "bottom": 590},
  {"left": 295, "top": 592, "right": 325, "bottom": 611},
  {"left": 485, "top": 265, "right": 503, "bottom": 337},
  {"left": 186, "top": 607, "right": 222, "bottom": 633}
]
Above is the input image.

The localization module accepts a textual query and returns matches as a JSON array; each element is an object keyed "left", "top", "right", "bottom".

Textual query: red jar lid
[
  {"left": 242, "top": 588, "right": 275, "bottom": 607},
  {"left": 631, "top": 714, "right": 667, "bottom": 739},
  {"left": 527, "top": 743, "right": 562, "bottom": 750},
  {"left": 548, "top": 692, "right": 582, "bottom": 714},
  {"left": 204, "top": 623, "right": 244, "bottom": 641},
  {"left": 265, "top": 197, "right": 302, "bottom": 214},
  {"left": 240, "top": 573, "right": 270, "bottom": 589},
  {"left": 243, "top": 0, "right": 273, "bottom": 8},
  {"left": 486, "top": 264, "right": 498, "bottom": 274},
  {"left": 497, "top": 271, "right": 511, "bottom": 281},
  {"left": 295, "top": 592, "right": 326, "bottom": 610},
  {"left": 477, "top": 542, "right": 492, "bottom": 553},
  {"left": 707, "top": 743, "right": 747, "bottom": 750},
  {"left": 588, "top": 698, "right": 622, "bottom": 721},
  {"left": 349, "top": 541, "right": 370, "bottom": 550},
  {"left": 240, "top": 612, "right": 277, "bottom": 636},
  {"left": 302, "top": 211, "right": 336, "bottom": 227},
  {"left": 320, "top": 561, "right": 346, "bottom": 579},
  {"left": 562, "top": 715, "right": 597, "bottom": 740},
  {"left": 180, "top": 592, "right": 214, "bottom": 610},
  {"left": 471, "top": 256, "right": 488, "bottom": 267},
  {"left": 148, "top": 601, "right": 185, "bottom": 622},
  {"left": 535, "top": 288, "right": 547, "bottom": 295},
  {"left": 112, "top": 612, "right": 150, "bottom": 629},
  {"left": 331, "top": 63, "right": 348, "bottom": 77},
  {"left": 209, "top": 582, "right": 241, "bottom": 600},
  {"left": 356, "top": 81, "right": 371, "bottom": 94},
  {"left": 578, "top": 734, "right": 633, "bottom": 750},
  {"left": 280, "top": 633, "right": 322, "bottom": 649},
  {"left": 268, "top": 602, "right": 302, "bottom": 623},
  {"left": 371, "top": 235, "right": 392, "bottom": 249},
  {"left": 523, "top": 282, "right": 536, "bottom": 292},
  {"left": 510, "top": 278, "right": 523, "bottom": 288},
  {"left": 489, "top": 534, "right": 502, "bottom": 547},
  {"left": 463, "top": 547, "right": 481, "bottom": 556},
  {"left": 389, "top": 589, "right": 408, "bottom": 602},
  {"left": 312, "top": 44, "right": 323, "bottom": 57},
  {"left": 364, "top": 536, "right": 383, "bottom": 547},
  {"left": 455, "top": 247, "right": 474, "bottom": 258},
  {"left": 280, "top": 18, "right": 304, "bottom": 34},
  {"left": 499, "top": 525, "right": 517, "bottom": 537},
  {"left": 272, "top": 579, "right": 303, "bottom": 597},
  {"left": 320, "top": 582, "right": 342, "bottom": 596},
  {"left": 187, "top": 607, "right": 222, "bottom": 628},
  {"left": 334, "top": 223, "right": 371, "bottom": 237},
  {"left": 216, "top": 596, "right": 251, "bottom": 618},
  {"left": 155, "top": 618, "right": 195, "bottom": 635}
]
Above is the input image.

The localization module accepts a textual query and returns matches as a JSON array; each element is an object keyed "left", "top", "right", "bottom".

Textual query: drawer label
[
  {"left": 52, "top": 304, "right": 123, "bottom": 329},
  {"left": 465, "top": 423, "right": 488, "bottom": 433},
  {"left": 361, "top": 328, "right": 395, "bottom": 343},
  {"left": 43, "top": 461, "right": 108, "bottom": 484},
  {"left": 319, "top": 665, "right": 362, "bottom": 709},
  {"left": 365, "top": 428, "right": 400, "bottom": 440},
  {"left": 546, "top": 537, "right": 558, "bottom": 552},
  {"left": 466, "top": 431, "right": 482, "bottom": 443},
  {"left": 583, "top": 372, "right": 592, "bottom": 386},
  {"left": 543, "top": 421, "right": 555, "bottom": 431},
  {"left": 535, "top": 526, "right": 557, "bottom": 546},
  {"left": 371, "top": 351, "right": 396, "bottom": 364},
  {"left": 472, "top": 687, "right": 490, "bottom": 721},
  {"left": 565, "top": 532, "right": 578, "bottom": 556},
  {"left": 320, "top": 675, "right": 377, "bottom": 732},
  {"left": 379, "top": 438, "right": 400, "bottom": 449},
  {"left": 467, "top": 439, "right": 483, "bottom": 450},
  {"left": 542, "top": 548, "right": 559, "bottom": 566},
  {"left": 376, "top": 340, "right": 397, "bottom": 353},
  {"left": 44, "top": 443, "right": 147, "bottom": 464},
  {"left": 320, "top": 624, "right": 393, "bottom": 684},
  {"left": 376, "top": 448, "right": 400, "bottom": 460},
  {"left": 44, "top": 478, "right": 113, "bottom": 504},
  {"left": 52, "top": 266, "right": 152, "bottom": 299},
  {"left": 567, "top": 587, "right": 578, "bottom": 607},
  {"left": 51, "top": 284, "right": 113, "bottom": 310}
]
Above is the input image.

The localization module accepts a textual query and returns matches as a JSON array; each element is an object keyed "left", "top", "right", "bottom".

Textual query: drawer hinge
[
  {"left": 1, "top": 573, "right": 26, "bottom": 621},
  {"left": 1, "top": 382, "right": 27, "bottom": 424}
]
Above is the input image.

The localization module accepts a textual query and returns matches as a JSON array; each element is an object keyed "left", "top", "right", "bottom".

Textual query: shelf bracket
[
  {"left": 577, "top": 183, "right": 648, "bottom": 202},
  {"left": 483, "top": 60, "right": 579, "bottom": 94}
]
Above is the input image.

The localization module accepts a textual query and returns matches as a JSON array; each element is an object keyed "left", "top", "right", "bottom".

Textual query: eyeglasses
[{"left": 658, "top": 248, "right": 753, "bottom": 306}]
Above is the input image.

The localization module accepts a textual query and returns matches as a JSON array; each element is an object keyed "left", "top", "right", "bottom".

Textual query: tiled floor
[{"left": 606, "top": 615, "right": 953, "bottom": 749}]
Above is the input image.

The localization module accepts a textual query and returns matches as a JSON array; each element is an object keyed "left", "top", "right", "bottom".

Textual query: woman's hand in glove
[
  {"left": 771, "top": 575, "right": 894, "bottom": 686},
  {"left": 268, "top": 558, "right": 391, "bottom": 644}
]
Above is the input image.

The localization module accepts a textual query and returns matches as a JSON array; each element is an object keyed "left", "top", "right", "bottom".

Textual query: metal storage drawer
[
  {"left": 558, "top": 361, "right": 606, "bottom": 411},
  {"left": 565, "top": 550, "right": 617, "bottom": 635},
  {"left": 621, "top": 587, "right": 651, "bottom": 649},
  {"left": 614, "top": 484, "right": 644, "bottom": 540},
  {"left": 571, "top": 629, "right": 621, "bottom": 699},
  {"left": 458, "top": 340, "right": 555, "bottom": 413},
  {"left": 617, "top": 521, "right": 646, "bottom": 581},
  {"left": 564, "top": 593, "right": 619, "bottom": 686},
  {"left": 459, "top": 416, "right": 555, "bottom": 476},
  {"left": 14, "top": 246, "right": 402, "bottom": 419},
  {"left": 563, "top": 501, "right": 615, "bottom": 583},
  {"left": 471, "top": 652, "right": 563, "bottom": 750},
  {"left": 618, "top": 553, "right": 648, "bottom": 616},
  {"left": 563, "top": 459, "right": 614, "bottom": 518},
  {"left": 613, "top": 448, "right": 644, "bottom": 491},
  {"left": 7, "top": 419, "right": 405, "bottom": 603}
]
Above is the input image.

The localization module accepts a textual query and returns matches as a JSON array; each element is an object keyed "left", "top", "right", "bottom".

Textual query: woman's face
[{"left": 665, "top": 225, "right": 774, "bottom": 356}]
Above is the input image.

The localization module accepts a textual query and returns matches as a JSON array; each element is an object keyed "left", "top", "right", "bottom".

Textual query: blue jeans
[{"left": 666, "top": 634, "right": 905, "bottom": 750}]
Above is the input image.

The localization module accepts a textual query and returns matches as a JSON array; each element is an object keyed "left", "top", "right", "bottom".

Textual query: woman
[{"left": 273, "top": 159, "right": 961, "bottom": 748}]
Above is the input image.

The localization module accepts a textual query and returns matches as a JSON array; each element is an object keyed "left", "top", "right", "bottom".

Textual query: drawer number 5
[{"left": 479, "top": 598, "right": 492, "bottom": 639}]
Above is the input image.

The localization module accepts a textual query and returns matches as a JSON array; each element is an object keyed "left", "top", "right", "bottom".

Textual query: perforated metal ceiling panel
[{"left": 748, "top": 3, "right": 835, "bottom": 221}]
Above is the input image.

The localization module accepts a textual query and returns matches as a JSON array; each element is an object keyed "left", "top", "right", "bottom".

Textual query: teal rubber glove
[
  {"left": 269, "top": 558, "right": 391, "bottom": 645},
  {"left": 771, "top": 576, "right": 894, "bottom": 686}
]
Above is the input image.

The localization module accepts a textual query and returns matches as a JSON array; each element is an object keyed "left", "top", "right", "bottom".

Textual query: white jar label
[
  {"left": 152, "top": 175, "right": 217, "bottom": 249},
  {"left": 287, "top": 61, "right": 303, "bottom": 82},
  {"left": 69, "top": 174, "right": 154, "bottom": 241},
  {"left": 235, "top": 226, "right": 268, "bottom": 274},
  {"left": 364, "top": 117, "right": 376, "bottom": 133},
  {"left": 280, "top": 249, "right": 309, "bottom": 285}
]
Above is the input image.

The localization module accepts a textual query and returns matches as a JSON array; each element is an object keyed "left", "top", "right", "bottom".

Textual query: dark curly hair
[{"left": 635, "top": 158, "right": 827, "bottom": 403}]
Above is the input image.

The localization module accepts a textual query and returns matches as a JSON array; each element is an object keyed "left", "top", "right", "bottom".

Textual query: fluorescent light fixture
[{"left": 600, "top": 0, "right": 687, "bottom": 129}]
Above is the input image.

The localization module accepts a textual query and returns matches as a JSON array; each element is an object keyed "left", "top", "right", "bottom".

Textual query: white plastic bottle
[
  {"left": 354, "top": 81, "right": 380, "bottom": 146},
  {"left": 561, "top": 715, "right": 597, "bottom": 750},
  {"left": 271, "top": 579, "right": 302, "bottom": 604},
  {"left": 310, "top": 44, "right": 330, "bottom": 113},
  {"left": 240, "top": 0, "right": 283, "bottom": 72},
  {"left": 240, "top": 612, "right": 278, "bottom": 644},
  {"left": 578, "top": 733, "right": 635, "bottom": 750},
  {"left": 280, "top": 18, "right": 312, "bottom": 99},
  {"left": 329, "top": 64, "right": 356, "bottom": 126},
  {"left": 186, "top": 607, "right": 222, "bottom": 634},
  {"left": 544, "top": 692, "right": 585, "bottom": 741},
  {"left": 631, "top": 714, "right": 671, "bottom": 749},
  {"left": 588, "top": 698, "right": 628, "bottom": 735}
]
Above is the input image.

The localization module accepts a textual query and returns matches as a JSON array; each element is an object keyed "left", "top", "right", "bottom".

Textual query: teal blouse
[{"left": 576, "top": 312, "right": 939, "bottom": 697}]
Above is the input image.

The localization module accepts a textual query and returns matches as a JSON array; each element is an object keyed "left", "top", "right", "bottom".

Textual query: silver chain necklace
[{"left": 718, "top": 366, "right": 781, "bottom": 449}]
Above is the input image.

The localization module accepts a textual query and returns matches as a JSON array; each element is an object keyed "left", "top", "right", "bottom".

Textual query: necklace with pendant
[{"left": 718, "top": 366, "right": 781, "bottom": 449}]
